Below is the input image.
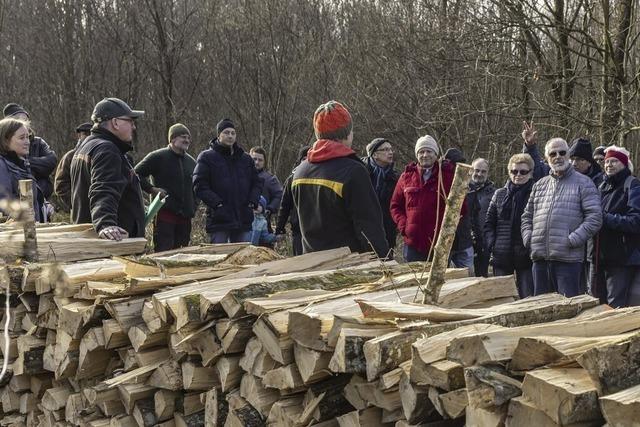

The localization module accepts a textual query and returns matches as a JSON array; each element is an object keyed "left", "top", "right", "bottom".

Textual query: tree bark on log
[{"left": 422, "top": 163, "right": 472, "bottom": 304}]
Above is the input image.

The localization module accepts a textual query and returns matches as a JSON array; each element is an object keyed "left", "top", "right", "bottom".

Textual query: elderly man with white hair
[
  {"left": 521, "top": 137, "right": 603, "bottom": 297},
  {"left": 391, "top": 135, "right": 457, "bottom": 262}
]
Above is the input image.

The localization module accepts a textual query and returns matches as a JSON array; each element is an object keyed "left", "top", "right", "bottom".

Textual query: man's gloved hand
[
  {"left": 151, "top": 187, "right": 168, "bottom": 198},
  {"left": 98, "top": 226, "right": 129, "bottom": 241}
]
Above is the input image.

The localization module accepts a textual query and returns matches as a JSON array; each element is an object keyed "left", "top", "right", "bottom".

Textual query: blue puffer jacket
[
  {"left": 592, "top": 169, "right": 640, "bottom": 267},
  {"left": 193, "top": 140, "right": 263, "bottom": 233},
  {"left": 0, "top": 154, "right": 43, "bottom": 221},
  {"left": 521, "top": 167, "right": 602, "bottom": 262}
]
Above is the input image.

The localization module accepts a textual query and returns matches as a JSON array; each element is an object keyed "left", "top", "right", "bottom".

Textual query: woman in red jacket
[{"left": 391, "top": 135, "right": 455, "bottom": 262}]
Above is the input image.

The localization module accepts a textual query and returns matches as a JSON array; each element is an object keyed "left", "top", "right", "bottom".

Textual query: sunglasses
[
  {"left": 548, "top": 150, "right": 567, "bottom": 158},
  {"left": 510, "top": 169, "right": 531, "bottom": 176}
]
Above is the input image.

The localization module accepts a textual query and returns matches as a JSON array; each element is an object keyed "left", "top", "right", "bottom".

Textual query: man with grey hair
[
  {"left": 469, "top": 158, "right": 495, "bottom": 276},
  {"left": 71, "top": 98, "right": 146, "bottom": 241},
  {"left": 521, "top": 137, "right": 602, "bottom": 296}
]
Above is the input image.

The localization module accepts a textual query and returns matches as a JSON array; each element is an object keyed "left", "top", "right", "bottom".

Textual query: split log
[
  {"left": 262, "top": 364, "right": 305, "bottom": 393},
  {"left": 41, "top": 385, "right": 72, "bottom": 411},
  {"left": 378, "top": 360, "right": 411, "bottom": 390},
  {"left": 411, "top": 324, "right": 505, "bottom": 384},
  {"left": 154, "top": 389, "right": 177, "bottom": 421},
  {"left": 239, "top": 374, "right": 280, "bottom": 418},
  {"left": 329, "top": 327, "right": 396, "bottom": 374},
  {"left": 343, "top": 375, "right": 368, "bottom": 410},
  {"left": 506, "top": 396, "right": 600, "bottom": 427},
  {"left": 415, "top": 359, "right": 465, "bottom": 391},
  {"left": 267, "top": 395, "right": 304, "bottom": 426},
  {"left": 600, "top": 383, "right": 640, "bottom": 427},
  {"left": 252, "top": 311, "right": 293, "bottom": 364},
  {"left": 336, "top": 407, "right": 388, "bottom": 427},
  {"left": 204, "top": 388, "right": 228, "bottom": 427},
  {"left": 520, "top": 368, "right": 603, "bottom": 425},
  {"left": 399, "top": 371, "right": 434, "bottom": 423},
  {"left": 215, "top": 355, "right": 243, "bottom": 392},
  {"left": 576, "top": 332, "right": 640, "bottom": 395},
  {"left": 128, "top": 323, "right": 168, "bottom": 352},
  {"left": 148, "top": 360, "right": 183, "bottom": 391},
  {"left": 103, "top": 318, "right": 130, "bottom": 349},
  {"left": 133, "top": 397, "right": 157, "bottom": 426},
  {"left": 190, "top": 328, "right": 223, "bottom": 366},
  {"left": 430, "top": 387, "right": 468, "bottom": 419},
  {"left": 77, "top": 326, "right": 111, "bottom": 380},
  {"left": 447, "top": 305, "right": 640, "bottom": 367},
  {"left": 181, "top": 361, "right": 220, "bottom": 391},
  {"left": 510, "top": 333, "right": 634, "bottom": 372},
  {"left": 464, "top": 365, "right": 522, "bottom": 409},
  {"left": 225, "top": 392, "right": 263, "bottom": 427},
  {"left": 117, "top": 383, "right": 156, "bottom": 413},
  {"left": 218, "top": 316, "right": 254, "bottom": 354},
  {"left": 465, "top": 404, "right": 508, "bottom": 427},
  {"left": 294, "top": 343, "right": 332, "bottom": 384},
  {"left": 297, "top": 374, "right": 356, "bottom": 424}
]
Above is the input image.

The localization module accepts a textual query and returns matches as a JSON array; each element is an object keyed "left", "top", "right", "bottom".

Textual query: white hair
[{"left": 545, "top": 138, "right": 569, "bottom": 155}]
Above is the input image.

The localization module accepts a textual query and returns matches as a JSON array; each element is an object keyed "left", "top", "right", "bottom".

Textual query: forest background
[{"left": 0, "top": 0, "right": 638, "bottom": 184}]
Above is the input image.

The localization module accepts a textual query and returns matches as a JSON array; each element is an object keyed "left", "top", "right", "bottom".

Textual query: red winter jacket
[{"left": 390, "top": 161, "right": 457, "bottom": 255}]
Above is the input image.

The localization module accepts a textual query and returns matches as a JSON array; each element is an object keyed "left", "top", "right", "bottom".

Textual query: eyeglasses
[
  {"left": 548, "top": 150, "right": 567, "bottom": 158},
  {"left": 510, "top": 169, "right": 531, "bottom": 176},
  {"left": 115, "top": 117, "right": 135, "bottom": 124}
]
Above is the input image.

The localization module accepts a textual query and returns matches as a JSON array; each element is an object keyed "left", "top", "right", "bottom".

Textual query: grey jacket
[{"left": 521, "top": 167, "right": 602, "bottom": 262}]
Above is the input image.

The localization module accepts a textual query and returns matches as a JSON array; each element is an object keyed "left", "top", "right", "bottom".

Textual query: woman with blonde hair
[
  {"left": 0, "top": 117, "right": 43, "bottom": 220},
  {"left": 484, "top": 153, "right": 535, "bottom": 297}
]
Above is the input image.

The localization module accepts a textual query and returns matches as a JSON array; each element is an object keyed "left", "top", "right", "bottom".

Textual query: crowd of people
[{"left": 1, "top": 98, "right": 639, "bottom": 308}]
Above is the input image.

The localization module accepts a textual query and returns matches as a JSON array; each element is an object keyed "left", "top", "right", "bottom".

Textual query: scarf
[
  {"left": 499, "top": 179, "right": 533, "bottom": 235},
  {"left": 367, "top": 157, "right": 393, "bottom": 196}
]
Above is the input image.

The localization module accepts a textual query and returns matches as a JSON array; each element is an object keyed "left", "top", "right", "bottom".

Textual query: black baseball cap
[{"left": 91, "top": 98, "right": 144, "bottom": 123}]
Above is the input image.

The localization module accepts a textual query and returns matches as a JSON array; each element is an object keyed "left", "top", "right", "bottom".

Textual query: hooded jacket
[
  {"left": 292, "top": 139, "right": 389, "bottom": 258},
  {"left": 70, "top": 129, "right": 145, "bottom": 237},
  {"left": 193, "top": 140, "right": 262, "bottom": 233},
  {"left": 390, "top": 161, "right": 456, "bottom": 255},
  {"left": 0, "top": 153, "right": 43, "bottom": 221},
  {"left": 362, "top": 156, "right": 399, "bottom": 252}
]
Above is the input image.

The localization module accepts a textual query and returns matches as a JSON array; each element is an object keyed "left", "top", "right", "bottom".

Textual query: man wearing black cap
[
  {"left": 135, "top": 124, "right": 197, "bottom": 251},
  {"left": 362, "top": 138, "right": 399, "bottom": 256},
  {"left": 3, "top": 103, "right": 58, "bottom": 204},
  {"left": 193, "top": 118, "right": 262, "bottom": 243},
  {"left": 54, "top": 122, "right": 92, "bottom": 212},
  {"left": 569, "top": 137, "right": 604, "bottom": 187},
  {"left": 70, "top": 98, "right": 146, "bottom": 241}
]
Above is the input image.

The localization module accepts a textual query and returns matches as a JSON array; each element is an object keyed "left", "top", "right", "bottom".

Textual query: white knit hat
[{"left": 415, "top": 135, "right": 439, "bottom": 156}]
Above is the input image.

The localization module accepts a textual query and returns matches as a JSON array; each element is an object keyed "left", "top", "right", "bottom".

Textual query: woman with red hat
[{"left": 591, "top": 146, "right": 640, "bottom": 307}]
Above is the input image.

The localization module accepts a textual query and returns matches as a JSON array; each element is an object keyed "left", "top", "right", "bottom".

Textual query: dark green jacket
[{"left": 134, "top": 146, "right": 197, "bottom": 218}]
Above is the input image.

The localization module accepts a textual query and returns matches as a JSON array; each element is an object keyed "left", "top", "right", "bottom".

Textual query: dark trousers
[
  {"left": 292, "top": 232, "right": 303, "bottom": 256},
  {"left": 494, "top": 266, "right": 534, "bottom": 299},
  {"left": 532, "top": 260, "right": 583, "bottom": 297},
  {"left": 603, "top": 266, "right": 640, "bottom": 308},
  {"left": 154, "top": 218, "right": 191, "bottom": 252},
  {"left": 403, "top": 244, "right": 428, "bottom": 262},
  {"left": 210, "top": 230, "right": 251, "bottom": 244},
  {"left": 474, "top": 250, "right": 490, "bottom": 277}
]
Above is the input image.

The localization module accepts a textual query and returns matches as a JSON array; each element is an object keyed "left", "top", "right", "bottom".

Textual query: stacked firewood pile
[{"left": 1, "top": 223, "right": 639, "bottom": 427}]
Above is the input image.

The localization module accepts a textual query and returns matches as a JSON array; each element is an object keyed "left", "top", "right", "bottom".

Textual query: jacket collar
[
  {"left": 209, "top": 138, "right": 244, "bottom": 158},
  {"left": 307, "top": 139, "right": 355, "bottom": 163},
  {"left": 90, "top": 128, "right": 133, "bottom": 154}
]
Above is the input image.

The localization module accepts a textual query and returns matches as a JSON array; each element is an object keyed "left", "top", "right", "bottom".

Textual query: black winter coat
[
  {"left": 70, "top": 129, "right": 145, "bottom": 237},
  {"left": 484, "top": 181, "right": 533, "bottom": 270},
  {"left": 363, "top": 157, "right": 399, "bottom": 251},
  {"left": 275, "top": 170, "right": 299, "bottom": 235},
  {"left": 592, "top": 169, "right": 640, "bottom": 268},
  {"left": 469, "top": 181, "right": 496, "bottom": 249},
  {"left": 193, "top": 140, "right": 262, "bottom": 233}
]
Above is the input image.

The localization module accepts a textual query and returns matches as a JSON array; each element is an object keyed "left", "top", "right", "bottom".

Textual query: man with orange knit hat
[{"left": 291, "top": 101, "right": 389, "bottom": 258}]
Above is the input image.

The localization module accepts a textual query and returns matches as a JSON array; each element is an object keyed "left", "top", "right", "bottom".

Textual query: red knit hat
[
  {"left": 605, "top": 145, "right": 629, "bottom": 167},
  {"left": 313, "top": 101, "right": 353, "bottom": 140}
]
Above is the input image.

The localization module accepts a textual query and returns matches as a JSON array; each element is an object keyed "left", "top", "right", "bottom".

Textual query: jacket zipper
[{"left": 545, "top": 178, "right": 560, "bottom": 258}]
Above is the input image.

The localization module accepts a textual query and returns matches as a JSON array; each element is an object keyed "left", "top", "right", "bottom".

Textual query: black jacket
[
  {"left": 592, "top": 169, "right": 640, "bottom": 268},
  {"left": 135, "top": 146, "right": 197, "bottom": 218},
  {"left": 292, "top": 140, "right": 389, "bottom": 258},
  {"left": 70, "top": 129, "right": 145, "bottom": 237},
  {"left": 29, "top": 135, "right": 57, "bottom": 199},
  {"left": 363, "top": 157, "right": 399, "bottom": 252},
  {"left": 276, "top": 170, "right": 299, "bottom": 235},
  {"left": 469, "top": 180, "right": 496, "bottom": 249},
  {"left": 484, "top": 181, "right": 533, "bottom": 270},
  {"left": 0, "top": 153, "right": 43, "bottom": 221},
  {"left": 193, "top": 140, "right": 262, "bottom": 233}
]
